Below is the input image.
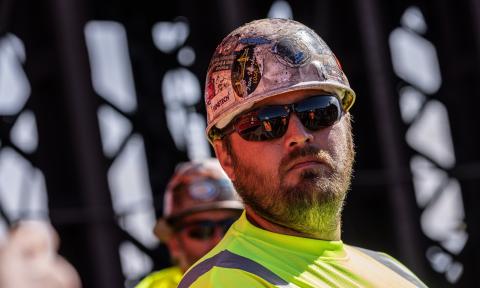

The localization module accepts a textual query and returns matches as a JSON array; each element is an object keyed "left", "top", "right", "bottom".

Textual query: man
[
  {"left": 179, "top": 19, "right": 428, "bottom": 287},
  {"left": 136, "top": 158, "right": 243, "bottom": 288}
]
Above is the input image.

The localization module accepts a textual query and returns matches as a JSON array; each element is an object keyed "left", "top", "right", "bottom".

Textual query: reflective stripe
[
  {"left": 178, "top": 250, "right": 296, "bottom": 288},
  {"left": 356, "top": 247, "right": 428, "bottom": 288}
]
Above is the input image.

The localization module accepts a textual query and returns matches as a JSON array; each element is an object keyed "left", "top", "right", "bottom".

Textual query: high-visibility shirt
[
  {"left": 136, "top": 266, "right": 182, "bottom": 288},
  {"left": 179, "top": 212, "right": 428, "bottom": 288}
]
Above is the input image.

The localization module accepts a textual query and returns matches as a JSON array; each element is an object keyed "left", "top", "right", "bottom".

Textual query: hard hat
[
  {"left": 205, "top": 18, "right": 356, "bottom": 142},
  {"left": 154, "top": 158, "right": 243, "bottom": 241}
]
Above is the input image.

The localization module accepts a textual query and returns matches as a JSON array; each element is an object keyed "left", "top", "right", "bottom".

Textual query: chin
[{"left": 282, "top": 170, "right": 313, "bottom": 187}]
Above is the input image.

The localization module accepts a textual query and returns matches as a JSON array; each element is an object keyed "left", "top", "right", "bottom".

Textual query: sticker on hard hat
[
  {"left": 189, "top": 181, "right": 219, "bottom": 201},
  {"left": 319, "top": 55, "right": 348, "bottom": 84},
  {"left": 211, "top": 55, "right": 236, "bottom": 73},
  {"left": 239, "top": 37, "right": 271, "bottom": 45},
  {"left": 272, "top": 37, "right": 310, "bottom": 66},
  {"left": 206, "top": 70, "right": 235, "bottom": 114},
  {"left": 232, "top": 46, "right": 261, "bottom": 98},
  {"left": 296, "top": 29, "right": 331, "bottom": 55},
  {"left": 217, "top": 34, "right": 239, "bottom": 56}
]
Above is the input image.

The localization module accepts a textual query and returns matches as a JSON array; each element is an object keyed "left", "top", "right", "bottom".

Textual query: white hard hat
[{"left": 205, "top": 18, "right": 356, "bottom": 142}]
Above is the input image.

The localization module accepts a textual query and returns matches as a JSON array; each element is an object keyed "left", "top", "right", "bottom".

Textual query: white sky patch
[
  {"left": 406, "top": 100, "right": 456, "bottom": 168},
  {"left": 410, "top": 155, "right": 447, "bottom": 207},
  {"left": 0, "top": 148, "right": 48, "bottom": 220},
  {"left": 389, "top": 28, "right": 442, "bottom": 94},
  {"left": 97, "top": 105, "right": 132, "bottom": 157},
  {"left": 411, "top": 156, "right": 467, "bottom": 254},
  {"left": 421, "top": 178, "right": 466, "bottom": 253},
  {"left": 401, "top": 6, "right": 428, "bottom": 34},
  {"left": 177, "top": 46, "right": 196, "bottom": 67},
  {"left": 85, "top": 21, "right": 137, "bottom": 113},
  {"left": 162, "top": 68, "right": 201, "bottom": 107},
  {"left": 119, "top": 241, "right": 153, "bottom": 280},
  {"left": 152, "top": 20, "right": 189, "bottom": 53},
  {"left": 23, "top": 168, "right": 49, "bottom": 218},
  {"left": 107, "top": 134, "right": 158, "bottom": 247},
  {"left": 0, "top": 148, "right": 30, "bottom": 219},
  {"left": 165, "top": 107, "right": 188, "bottom": 150},
  {"left": 10, "top": 110, "right": 38, "bottom": 153},
  {"left": 186, "top": 112, "right": 210, "bottom": 161},
  {"left": 0, "top": 34, "right": 31, "bottom": 115},
  {"left": 427, "top": 246, "right": 463, "bottom": 282},
  {"left": 162, "top": 68, "right": 209, "bottom": 159},
  {"left": 398, "top": 86, "right": 426, "bottom": 124},
  {"left": 268, "top": 0, "right": 293, "bottom": 19}
]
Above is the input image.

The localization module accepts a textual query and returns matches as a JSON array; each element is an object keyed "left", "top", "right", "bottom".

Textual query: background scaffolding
[{"left": 0, "top": 0, "right": 478, "bottom": 287}]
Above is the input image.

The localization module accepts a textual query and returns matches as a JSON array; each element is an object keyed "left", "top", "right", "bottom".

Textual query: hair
[{"left": 222, "top": 135, "right": 235, "bottom": 160}]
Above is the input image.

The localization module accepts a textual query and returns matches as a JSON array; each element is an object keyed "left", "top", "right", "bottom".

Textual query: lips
[{"left": 287, "top": 156, "right": 326, "bottom": 172}]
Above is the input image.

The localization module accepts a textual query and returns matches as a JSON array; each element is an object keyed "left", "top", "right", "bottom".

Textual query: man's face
[
  {"left": 217, "top": 91, "right": 354, "bottom": 238},
  {"left": 167, "top": 210, "right": 241, "bottom": 272}
]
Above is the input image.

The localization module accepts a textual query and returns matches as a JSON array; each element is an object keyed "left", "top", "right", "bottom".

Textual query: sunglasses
[
  {"left": 209, "top": 95, "right": 344, "bottom": 142},
  {"left": 175, "top": 218, "right": 237, "bottom": 241}
]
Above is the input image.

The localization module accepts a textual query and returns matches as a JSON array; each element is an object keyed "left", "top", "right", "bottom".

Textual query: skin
[
  {"left": 166, "top": 209, "right": 241, "bottom": 272},
  {"left": 0, "top": 221, "right": 81, "bottom": 288},
  {"left": 214, "top": 90, "right": 354, "bottom": 241}
]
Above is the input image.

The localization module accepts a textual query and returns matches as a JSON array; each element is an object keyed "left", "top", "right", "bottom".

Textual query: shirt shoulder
[
  {"left": 347, "top": 245, "right": 429, "bottom": 288},
  {"left": 135, "top": 266, "right": 182, "bottom": 288}
]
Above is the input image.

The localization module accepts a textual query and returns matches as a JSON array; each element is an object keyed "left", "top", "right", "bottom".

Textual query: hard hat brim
[
  {"left": 153, "top": 201, "right": 244, "bottom": 241},
  {"left": 206, "top": 80, "right": 355, "bottom": 143}
]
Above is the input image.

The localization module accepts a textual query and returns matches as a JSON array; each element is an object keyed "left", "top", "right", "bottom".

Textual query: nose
[{"left": 283, "top": 114, "right": 314, "bottom": 149}]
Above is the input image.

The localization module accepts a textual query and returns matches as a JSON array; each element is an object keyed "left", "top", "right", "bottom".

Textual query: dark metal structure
[{"left": 0, "top": 0, "right": 478, "bottom": 287}]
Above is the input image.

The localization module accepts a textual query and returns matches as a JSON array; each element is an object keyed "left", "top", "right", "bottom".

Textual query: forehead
[{"left": 251, "top": 89, "right": 332, "bottom": 108}]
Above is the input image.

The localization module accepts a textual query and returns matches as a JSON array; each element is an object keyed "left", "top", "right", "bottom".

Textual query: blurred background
[{"left": 0, "top": 0, "right": 479, "bottom": 287}]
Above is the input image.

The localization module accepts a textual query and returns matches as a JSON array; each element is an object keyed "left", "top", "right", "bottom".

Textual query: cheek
[
  {"left": 314, "top": 124, "right": 347, "bottom": 160},
  {"left": 233, "top": 138, "right": 283, "bottom": 173},
  {"left": 232, "top": 135, "right": 282, "bottom": 168},
  {"left": 329, "top": 123, "right": 352, "bottom": 162},
  {"left": 179, "top": 236, "right": 211, "bottom": 257}
]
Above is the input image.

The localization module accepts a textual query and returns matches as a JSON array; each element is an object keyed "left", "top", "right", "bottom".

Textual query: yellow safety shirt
[
  {"left": 136, "top": 266, "right": 182, "bottom": 288},
  {"left": 179, "top": 212, "right": 428, "bottom": 288}
]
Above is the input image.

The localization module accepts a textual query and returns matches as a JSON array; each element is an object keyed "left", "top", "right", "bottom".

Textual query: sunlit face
[
  {"left": 167, "top": 209, "right": 241, "bottom": 272},
  {"left": 217, "top": 90, "right": 354, "bottom": 238}
]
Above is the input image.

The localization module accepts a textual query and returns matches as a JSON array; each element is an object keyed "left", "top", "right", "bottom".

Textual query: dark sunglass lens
[
  {"left": 296, "top": 96, "right": 341, "bottom": 130},
  {"left": 236, "top": 107, "right": 288, "bottom": 141},
  {"left": 186, "top": 225, "right": 215, "bottom": 240}
]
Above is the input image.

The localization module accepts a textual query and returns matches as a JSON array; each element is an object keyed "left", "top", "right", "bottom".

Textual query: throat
[{"left": 245, "top": 206, "right": 341, "bottom": 240}]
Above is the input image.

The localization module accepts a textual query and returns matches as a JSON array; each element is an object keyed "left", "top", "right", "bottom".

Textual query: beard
[{"left": 229, "top": 128, "right": 354, "bottom": 238}]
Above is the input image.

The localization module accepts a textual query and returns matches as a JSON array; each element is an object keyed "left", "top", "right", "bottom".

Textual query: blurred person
[
  {"left": 0, "top": 220, "right": 81, "bottom": 288},
  {"left": 179, "top": 19, "right": 428, "bottom": 287},
  {"left": 136, "top": 158, "right": 243, "bottom": 288}
]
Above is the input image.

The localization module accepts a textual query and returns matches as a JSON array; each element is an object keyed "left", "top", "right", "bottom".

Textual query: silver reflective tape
[
  {"left": 356, "top": 247, "right": 428, "bottom": 288},
  {"left": 178, "top": 249, "right": 296, "bottom": 287}
]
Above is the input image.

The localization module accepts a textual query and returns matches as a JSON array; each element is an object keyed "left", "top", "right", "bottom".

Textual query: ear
[{"left": 213, "top": 140, "right": 236, "bottom": 181}]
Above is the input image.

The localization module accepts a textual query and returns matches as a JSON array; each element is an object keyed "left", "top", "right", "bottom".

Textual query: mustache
[{"left": 279, "top": 145, "right": 334, "bottom": 174}]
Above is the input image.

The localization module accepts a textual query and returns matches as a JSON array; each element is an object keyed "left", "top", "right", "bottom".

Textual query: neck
[{"left": 244, "top": 206, "right": 341, "bottom": 240}]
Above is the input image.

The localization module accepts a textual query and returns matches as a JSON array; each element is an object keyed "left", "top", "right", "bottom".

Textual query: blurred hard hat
[
  {"left": 205, "top": 18, "right": 356, "bottom": 142},
  {"left": 154, "top": 158, "right": 243, "bottom": 241}
]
